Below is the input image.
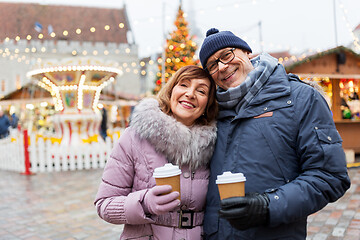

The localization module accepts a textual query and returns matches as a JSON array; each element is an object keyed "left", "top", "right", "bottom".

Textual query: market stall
[{"left": 284, "top": 46, "right": 360, "bottom": 154}]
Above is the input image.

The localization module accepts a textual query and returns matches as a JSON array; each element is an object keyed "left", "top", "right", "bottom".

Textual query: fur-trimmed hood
[{"left": 129, "top": 98, "right": 217, "bottom": 170}]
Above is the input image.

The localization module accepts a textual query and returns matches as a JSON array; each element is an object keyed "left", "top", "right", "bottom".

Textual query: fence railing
[
  {"left": 0, "top": 134, "right": 25, "bottom": 172},
  {"left": 0, "top": 129, "right": 120, "bottom": 173}
]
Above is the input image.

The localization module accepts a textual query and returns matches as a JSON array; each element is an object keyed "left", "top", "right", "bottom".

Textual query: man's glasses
[{"left": 205, "top": 48, "right": 236, "bottom": 75}]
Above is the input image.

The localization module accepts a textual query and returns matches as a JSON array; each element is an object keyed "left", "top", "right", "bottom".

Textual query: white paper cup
[{"left": 216, "top": 171, "right": 246, "bottom": 200}]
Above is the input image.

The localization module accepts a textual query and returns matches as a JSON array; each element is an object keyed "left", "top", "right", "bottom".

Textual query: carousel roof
[{"left": 0, "top": 82, "right": 140, "bottom": 104}]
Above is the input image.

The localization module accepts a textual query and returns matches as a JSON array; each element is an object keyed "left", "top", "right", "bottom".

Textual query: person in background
[
  {"left": 198, "top": 28, "right": 350, "bottom": 240},
  {"left": 10, "top": 112, "right": 19, "bottom": 129},
  {"left": 100, "top": 107, "right": 107, "bottom": 140},
  {"left": 0, "top": 109, "right": 10, "bottom": 139},
  {"left": 94, "top": 65, "right": 218, "bottom": 240}
]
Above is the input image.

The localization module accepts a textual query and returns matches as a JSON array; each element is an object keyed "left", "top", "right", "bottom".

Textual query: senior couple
[{"left": 94, "top": 28, "right": 350, "bottom": 240}]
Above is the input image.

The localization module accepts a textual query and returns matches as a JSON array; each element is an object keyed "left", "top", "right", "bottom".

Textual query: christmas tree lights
[{"left": 153, "top": 5, "right": 199, "bottom": 94}]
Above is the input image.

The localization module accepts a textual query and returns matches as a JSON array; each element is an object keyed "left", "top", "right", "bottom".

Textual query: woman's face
[{"left": 170, "top": 77, "right": 211, "bottom": 126}]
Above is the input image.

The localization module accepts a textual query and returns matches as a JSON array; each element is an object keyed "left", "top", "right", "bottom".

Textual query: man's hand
[{"left": 219, "top": 193, "right": 269, "bottom": 230}]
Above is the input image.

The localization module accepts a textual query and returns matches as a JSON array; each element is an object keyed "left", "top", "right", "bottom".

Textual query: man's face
[{"left": 207, "top": 48, "right": 254, "bottom": 90}]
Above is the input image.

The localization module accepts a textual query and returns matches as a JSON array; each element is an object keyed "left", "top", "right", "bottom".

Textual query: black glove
[{"left": 219, "top": 192, "right": 270, "bottom": 230}]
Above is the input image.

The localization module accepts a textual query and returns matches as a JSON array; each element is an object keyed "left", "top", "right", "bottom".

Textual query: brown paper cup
[
  {"left": 216, "top": 171, "right": 246, "bottom": 200},
  {"left": 153, "top": 163, "right": 182, "bottom": 200},
  {"left": 217, "top": 181, "right": 245, "bottom": 200},
  {"left": 154, "top": 175, "right": 181, "bottom": 200}
]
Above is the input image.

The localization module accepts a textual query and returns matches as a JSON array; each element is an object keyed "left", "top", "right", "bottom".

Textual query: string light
[
  {"left": 29, "top": 65, "right": 120, "bottom": 112},
  {"left": 1, "top": 0, "right": 358, "bottom": 79},
  {"left": 77, "top": 74, "right": 86, "bottom": 110},
  {"left": 338, "top": 0, "right": 360, "bottom": 51}
]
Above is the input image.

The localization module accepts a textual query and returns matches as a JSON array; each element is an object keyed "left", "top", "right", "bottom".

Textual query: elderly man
[{"left": 199, "top": 28, "right": 350, "bottom": 240}]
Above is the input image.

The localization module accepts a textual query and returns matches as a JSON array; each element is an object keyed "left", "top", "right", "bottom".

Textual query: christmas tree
[{"left": 153, "top": 5, "right": 199, "bottom": 94}]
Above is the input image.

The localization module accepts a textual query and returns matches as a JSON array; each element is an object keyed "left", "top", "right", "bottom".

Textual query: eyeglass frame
[{"left": 205, "top": 48, "right": 236, "bottom": 75}]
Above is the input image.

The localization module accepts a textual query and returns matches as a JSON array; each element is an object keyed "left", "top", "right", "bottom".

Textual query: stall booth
[
  {"left": 284, "top": 46, "right": 360, "bottom": 156},
  {"left": 0, "top": 83, "right": 54, "bottom": 134}
]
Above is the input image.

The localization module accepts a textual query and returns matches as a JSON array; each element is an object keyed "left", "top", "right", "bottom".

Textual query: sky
[{"left": 2, "top": 0, "right": 360, "bottom": 58}]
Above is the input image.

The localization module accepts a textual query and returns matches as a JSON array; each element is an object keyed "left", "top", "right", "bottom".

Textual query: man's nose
[{"left": 218, "top": 61, "right": 228, "bottom": 71}]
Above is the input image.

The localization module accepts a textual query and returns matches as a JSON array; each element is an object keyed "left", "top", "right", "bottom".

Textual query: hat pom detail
[{"left": 206, "top": 28, "right": 219, "bottom": 37}]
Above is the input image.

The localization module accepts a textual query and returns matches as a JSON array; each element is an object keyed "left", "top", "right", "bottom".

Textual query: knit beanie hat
[{"left": 199, "top": 28, "right": 252, "bottom": 67}]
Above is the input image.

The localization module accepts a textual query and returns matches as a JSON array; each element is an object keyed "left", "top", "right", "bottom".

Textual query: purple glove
[{"left": 142, "top": 185, "right": 180, "bottom": 215}]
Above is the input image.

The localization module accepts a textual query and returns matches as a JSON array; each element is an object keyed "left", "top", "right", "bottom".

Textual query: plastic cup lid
[
  {"left": 216, "top": 171, "right": 246, "bottom": 184},
  {"left": 153, "top": 163, "right": 182, "bottom": 178}
]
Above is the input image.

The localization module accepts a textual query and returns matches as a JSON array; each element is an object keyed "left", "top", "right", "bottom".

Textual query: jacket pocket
[
  {"left": 124, "top": 235, "right": 153, "bottom": 240},
  {"left": 315, "top": 127, "right": 346, "bottom": 172},
  {"left": 256, "top": 121, "right": 296, "bottom": 183},
  {"left": 315, "top": 127, "right": 342, "bottom": 144}
]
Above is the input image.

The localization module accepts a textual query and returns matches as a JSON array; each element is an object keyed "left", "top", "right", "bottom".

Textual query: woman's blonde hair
[{"left": 157, "top": 65, "right": 218, "bottom": 126}]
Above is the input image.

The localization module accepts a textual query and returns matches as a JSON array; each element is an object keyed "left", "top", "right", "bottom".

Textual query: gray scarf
[{"left": 216, "top": 53, "right": 278, "bottom": 113}]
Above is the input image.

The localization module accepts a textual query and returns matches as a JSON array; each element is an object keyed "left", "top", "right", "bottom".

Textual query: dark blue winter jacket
[
  {"left": 0, "top": 115, "right": 10, "bottom": 136},
  {"left": 203, "top": 64, "right": 350, "bottom": 240}
]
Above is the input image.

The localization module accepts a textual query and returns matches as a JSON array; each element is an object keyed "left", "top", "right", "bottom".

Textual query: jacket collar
[
  {"left": 129, "top": 98, "right": 217, "bottom": 170},
  {"left": 250, "top": 65, "right": 290, "bottom": 105}
]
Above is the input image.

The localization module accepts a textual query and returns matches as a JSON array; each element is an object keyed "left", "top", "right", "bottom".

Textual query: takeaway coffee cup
[
  {"left": 216, "top": 171, "right": 246, "bottom": 200},
  {"left": 153, "top": 163, "right": 182, "bottom": 200}
]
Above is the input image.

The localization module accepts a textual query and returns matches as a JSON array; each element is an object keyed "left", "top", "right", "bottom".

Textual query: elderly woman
[{"left": 94, "top": 65, "right": 218, "bottom": 240}]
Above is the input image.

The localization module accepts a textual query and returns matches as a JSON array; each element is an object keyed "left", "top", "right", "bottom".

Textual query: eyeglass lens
[{"left": 206, "top": 48, "right": 235, "bottom": 74}]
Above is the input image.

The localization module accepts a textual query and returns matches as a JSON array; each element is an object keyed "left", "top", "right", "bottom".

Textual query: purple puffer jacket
[{"left": 94, "top": 98, "right": 217, "bottom": 240}]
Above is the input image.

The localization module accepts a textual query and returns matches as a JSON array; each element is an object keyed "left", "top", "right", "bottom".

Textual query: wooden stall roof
[
  {"left": 284, "top": 46, "right": 360, "bottom": 77},
  {"left": 2, "top": 83, "right": 51, "bottom": 100}
]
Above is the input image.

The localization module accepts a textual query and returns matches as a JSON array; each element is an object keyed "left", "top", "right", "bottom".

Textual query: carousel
[{"left": 27, "top": 58, "right": 123, "bottom": 146}]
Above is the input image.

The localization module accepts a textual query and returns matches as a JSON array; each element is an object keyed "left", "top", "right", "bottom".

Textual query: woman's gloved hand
[
  {"left": 219, "top": 192, "right": 270, "bottom": 230},
  {"left": 142, "top": 185, "right": 180, "bottom": 215}
]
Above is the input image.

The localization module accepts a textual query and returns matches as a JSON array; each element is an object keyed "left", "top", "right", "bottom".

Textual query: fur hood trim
[{"left": 129, "top": 98, "right": 217, "bottom": 170}]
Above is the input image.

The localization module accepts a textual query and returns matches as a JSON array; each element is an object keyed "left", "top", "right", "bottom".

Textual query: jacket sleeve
[
  {"left": 267, "top": 84, "right": 351, "bottom": 227},
  {"left": 94, "top": 129, "right": 154, "bottom": 225}
]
